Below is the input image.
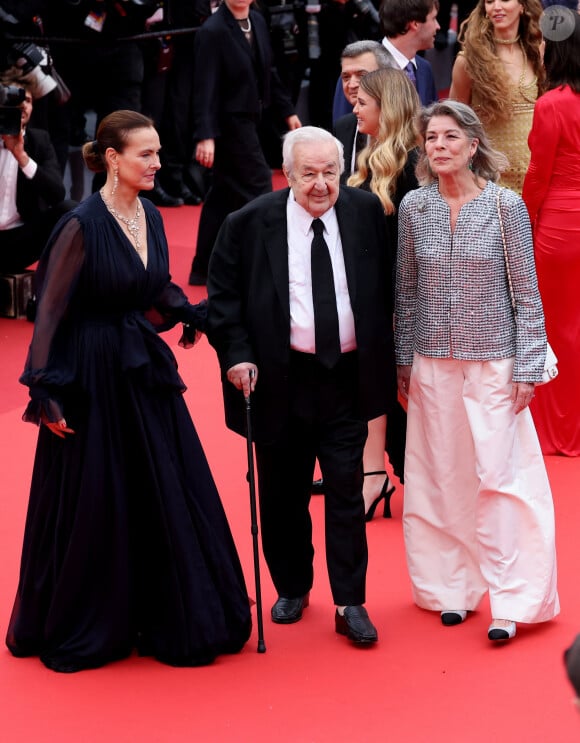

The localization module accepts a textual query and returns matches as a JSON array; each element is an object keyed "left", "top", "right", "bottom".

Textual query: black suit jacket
[
  {"left": 207, "top": 187, "right": 394, "bottom": 444},
  {"left": 193, "top": 3, "right": 294, "bottom": 141},
  {"left": 16, "top": 128, "right": 66, "bottom": 222},
  {"left": 334, "top": 113, "right": 359, "bottom": 183}
]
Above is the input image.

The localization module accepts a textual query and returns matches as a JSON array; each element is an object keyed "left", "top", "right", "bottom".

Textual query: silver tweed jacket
[{"left": 395, "top": 180, "right": 547, "bottom": 382}]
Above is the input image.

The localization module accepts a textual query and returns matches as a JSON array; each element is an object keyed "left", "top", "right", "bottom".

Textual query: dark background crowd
[{"left": 0, "top": 0, "right": 460, "bottom": 203}]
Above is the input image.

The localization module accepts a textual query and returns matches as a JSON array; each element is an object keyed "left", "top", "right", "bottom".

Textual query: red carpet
[{"left": 1, "top": 179, "right": 579, "bottom": 741}]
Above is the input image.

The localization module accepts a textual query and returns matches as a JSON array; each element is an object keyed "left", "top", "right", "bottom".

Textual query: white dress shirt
[
  {"left": 382, "top": 37, "right": 417, "bottom": 73},
  {"left": 0, "top": 134, "right": 38, "bottom": 230},
  {"left": 286, "top": 190, "right": 356, "bottom": 355}
]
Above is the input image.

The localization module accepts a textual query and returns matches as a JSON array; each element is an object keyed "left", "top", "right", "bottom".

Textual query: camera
[
  {"left": 0, "top": 81, "right": 24, "bottom": 135},
  {"left": 0, "top": 42, "right": 57, "bottom": 99}
]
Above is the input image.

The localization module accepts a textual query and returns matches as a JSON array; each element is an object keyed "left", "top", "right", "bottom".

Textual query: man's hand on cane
[{"left": 227, "top": 363, "right": 258, "bottom": 398}]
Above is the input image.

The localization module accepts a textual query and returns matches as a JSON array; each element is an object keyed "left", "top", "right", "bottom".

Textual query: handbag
[{"left": 496, "top": 189, "right": 558, "bottom": 385}]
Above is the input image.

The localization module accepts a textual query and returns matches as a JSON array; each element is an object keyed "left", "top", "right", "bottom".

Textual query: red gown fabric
[{"left": 522, "top": 85, "right": 580, "bottom": 456}]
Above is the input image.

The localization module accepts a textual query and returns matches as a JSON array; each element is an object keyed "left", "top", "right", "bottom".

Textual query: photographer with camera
[{"left": 0, "top": 84, "right": 75, "bottom": 275}]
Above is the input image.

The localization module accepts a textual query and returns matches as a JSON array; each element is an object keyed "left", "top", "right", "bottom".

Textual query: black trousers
[
  {"left": 254, "top": 352, "right": 368, "bottom": 607},
  {"left": 191, "top": 115, "right": 272, "bottom": 276}
]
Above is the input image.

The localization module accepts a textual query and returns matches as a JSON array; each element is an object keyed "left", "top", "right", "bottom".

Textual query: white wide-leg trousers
[{"left": 403, "top": 354, "right": 559, "bottom": 623}]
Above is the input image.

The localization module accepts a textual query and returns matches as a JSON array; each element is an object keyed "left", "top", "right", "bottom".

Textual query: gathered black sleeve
[
  {"left": 148, "top": 282, "right": 208, "bottom": 346},
  {"left": 20, "top": 217, "right": 85, "bottom": 423}
]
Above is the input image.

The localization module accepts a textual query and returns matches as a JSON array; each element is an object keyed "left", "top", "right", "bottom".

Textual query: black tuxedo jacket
[
  {"left": 334, "top": 113, "right": 358, "bottom": 183},
  {"left": 207, "top": 186, "right": 394, "bottom": 444},
  {"left": 193, "top": 3, "right": 294, "bottom": 141},
  {"left": 16, "top": 128, "right": 66, "bottom": 222}
]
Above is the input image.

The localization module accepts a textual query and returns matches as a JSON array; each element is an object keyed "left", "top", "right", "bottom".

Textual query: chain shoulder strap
[{"left": 496, "top": 188, "right": 516, "bottom": 313}]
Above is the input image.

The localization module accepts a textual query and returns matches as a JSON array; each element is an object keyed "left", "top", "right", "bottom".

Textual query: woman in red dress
[{"left": 522, "top": 10, "right": 580, "bottom": 456}]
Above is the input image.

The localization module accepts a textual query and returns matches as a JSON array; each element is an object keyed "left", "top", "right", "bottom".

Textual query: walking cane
[{"left": 244, "top": 369, "right": 266, "bottom": 653}]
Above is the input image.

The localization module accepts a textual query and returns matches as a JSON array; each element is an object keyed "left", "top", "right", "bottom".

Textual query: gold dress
[{"left": 472, "top": 76, "right": 537, "bottom": 195}]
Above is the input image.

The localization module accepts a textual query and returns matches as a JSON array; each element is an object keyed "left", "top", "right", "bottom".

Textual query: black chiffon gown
[{"left": 6, "top": 193, "right": 252, "bottom": 672}]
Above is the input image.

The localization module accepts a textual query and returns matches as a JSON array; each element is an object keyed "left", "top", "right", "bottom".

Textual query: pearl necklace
[
  {"left": 100, "top": 189, "right": 146, "bottom": 265},
  {"left": 239, "top": 16, "right": 251, "bottom": 34}
]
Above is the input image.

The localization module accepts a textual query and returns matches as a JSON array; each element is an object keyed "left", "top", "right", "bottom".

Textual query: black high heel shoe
[{"left": 364, "top": 470, "right": 395, "bottom": 521}]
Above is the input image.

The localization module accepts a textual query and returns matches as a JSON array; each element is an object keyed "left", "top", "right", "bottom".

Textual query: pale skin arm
[
  {"left": 227, "top": 363, "right": 258, "bottom": 398},
  {"left": 449, "top": 54, "right": 472, "bottom": 104}
]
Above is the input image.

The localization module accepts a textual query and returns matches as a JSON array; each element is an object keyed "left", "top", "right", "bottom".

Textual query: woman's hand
[
  {"left": 43, "top": 417, "right": 75, "bottom": 438},
  {"left": 196, "top": 139, "right": 215, "bottom": 169},
  {"left": 286, "top": 115, "right": 302, "bottom": 131},
  {"left": 511, "top": 381, "right": 536, "bottom": 414},
  {"left": 397, "top": 365, "right": 412, "bottom": 401}
]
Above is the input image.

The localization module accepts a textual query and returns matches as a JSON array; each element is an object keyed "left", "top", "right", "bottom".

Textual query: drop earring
[{"left": 111, "top": 168, "right": 119, "bottom": 198}]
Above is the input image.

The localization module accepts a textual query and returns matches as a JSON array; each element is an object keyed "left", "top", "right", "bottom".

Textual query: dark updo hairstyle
[
  {"left": 543, "top": 12, "right": 580, "bottom": 94},
  {"left": 82, "top": 110, "right": 155, "bottom": 173}
]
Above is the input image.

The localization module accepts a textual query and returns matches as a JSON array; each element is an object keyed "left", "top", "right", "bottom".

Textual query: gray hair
[
  {"left": 282, "top": 127, "right": 345, "bottom": 176},
  {"left": 415, "top": 99, "right": 509, "bottom": 184},
  {"left": 341, "top": 40, "right": 393, "bottom": 69}
]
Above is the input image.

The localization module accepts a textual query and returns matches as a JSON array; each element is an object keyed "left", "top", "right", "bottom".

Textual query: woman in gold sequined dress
[{"left": 449, "top": 0, "right": 544, "bottom": 194}]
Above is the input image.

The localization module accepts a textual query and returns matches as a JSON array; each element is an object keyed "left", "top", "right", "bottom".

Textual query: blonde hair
[
  {"left": 348, "top": 68, "right": 419, "bottom": 214},
  {"left": 457, "top": 0, "right": 545, "bottom": 125}
]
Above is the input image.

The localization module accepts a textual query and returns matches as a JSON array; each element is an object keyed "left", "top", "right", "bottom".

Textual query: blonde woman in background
[
  {"left": 449, "top": 0, "right": 544, "bottom": 193},
  {"left": 349, "top": 68, "right": 420, "bottom": 519}
]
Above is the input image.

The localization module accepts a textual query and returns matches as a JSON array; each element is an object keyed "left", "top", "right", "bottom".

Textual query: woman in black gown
[{"left": 6, "top": 110, "right": 252, "bottom": 672}]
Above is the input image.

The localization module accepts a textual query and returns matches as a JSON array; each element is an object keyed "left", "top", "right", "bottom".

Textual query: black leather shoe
[
  {"left": 335, "top": 605, "right": 378, "bottom": 644},
  {"left": 311, "top": 478, "right": 324, "bottom": 495},
  {"left": 147, "top": 183, "right": 184, "bottom": 207},
  {"left": 441, "top": 610, "right": 467, "bottom": 626},
  {"left": 180, "top": 186, "right": 203, "bottom": 206},
  {"left": 271, "top": 594, "right": 310, "bottom": 624}
]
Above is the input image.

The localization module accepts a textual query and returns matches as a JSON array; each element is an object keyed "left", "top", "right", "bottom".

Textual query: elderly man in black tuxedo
[
  {"left": 0, "top": 88, "right": 75, "bottom": 274},
  {"left": 207, "top": 126, "right": 395, "bottom": 644}
]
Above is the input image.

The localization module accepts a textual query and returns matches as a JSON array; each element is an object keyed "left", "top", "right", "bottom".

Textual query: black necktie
[{"left": 311, "top": 218, "right": 341, "bottom": 369}]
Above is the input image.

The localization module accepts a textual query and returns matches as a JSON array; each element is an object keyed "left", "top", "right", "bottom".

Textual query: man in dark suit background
[
  {"left": 0, "top": 87, "right": 75, "bottom": 273},
  {"left": 207, "top": 126, "right": 395, "bottom": 645},
  {"left": 188, "top": 0, "right": 301, "bottom": 286},
  {"left": 332, "top": 0, "right": 441, "bottom": 121}
]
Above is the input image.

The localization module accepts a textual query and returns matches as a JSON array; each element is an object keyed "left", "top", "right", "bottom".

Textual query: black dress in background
[
  {"left": 6, "top": 194, "right": 251, "bottom": 672},
  {"left": 361, "top": 152, "right": 419, "bottom": 483}
]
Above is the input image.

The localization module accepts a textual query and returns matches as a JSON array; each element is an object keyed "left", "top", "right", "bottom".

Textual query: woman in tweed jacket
[{"left": 395, "top": 101, "right": 559, "bottom": 642}]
